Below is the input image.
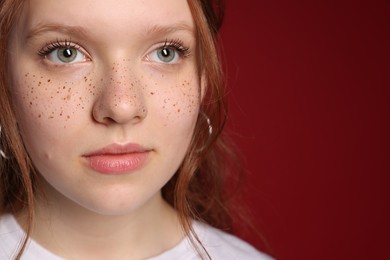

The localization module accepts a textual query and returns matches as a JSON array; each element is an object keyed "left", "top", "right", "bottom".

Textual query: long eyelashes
[
  {"left": 37, "top": 39, "right": 82, "bottom": 57},
  {"left": 162, "top": 39, "right": 191, "bottom": 57},
  {"left": 36, "top": 38, "right": 191, "bottom": 60}
]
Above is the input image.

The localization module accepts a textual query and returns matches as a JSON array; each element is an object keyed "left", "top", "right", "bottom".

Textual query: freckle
[
  {"left": 38, "top": 114, "right": 41, "bottom": 118},
  {"left": 48, "top": 116, "right": 54, "bottom": 119},
  {"left": 67, "top": 115, "right": 70, "bottom": 119},
  {"left": 177, "top": 109, "right": 181, "bottom": 112},
  {"left": 150, "top": 92, "right": 154, "bottom": 95}
]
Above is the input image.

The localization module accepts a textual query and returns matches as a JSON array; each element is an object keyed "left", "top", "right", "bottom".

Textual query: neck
[{"left": 17, "top": 187, "right": 184, "bottom": 259}]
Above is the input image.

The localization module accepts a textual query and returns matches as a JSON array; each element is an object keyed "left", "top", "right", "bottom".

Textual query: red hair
[{"left": 0, "top": 0, "right": 238, "bottom": 258}]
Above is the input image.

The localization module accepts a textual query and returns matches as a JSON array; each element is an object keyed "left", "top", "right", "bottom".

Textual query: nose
[{"left": 92, "top": 67, "right": 147, "bottom": 126}]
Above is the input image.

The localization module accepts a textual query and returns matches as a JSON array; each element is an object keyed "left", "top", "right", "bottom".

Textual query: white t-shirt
[{"left": 0, "top": 214, "right": 272, "bottom": 259}]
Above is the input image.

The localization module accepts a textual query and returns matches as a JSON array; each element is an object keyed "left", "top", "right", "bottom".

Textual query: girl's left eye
[
  {"left": 148, "top": 47, "right": 180, "bottom": 64},
  {"left": 147, "top": 40, "right": 190, "bottom": 64},
  {"left": 47, "top": 47, "right": 87, "bottom": 64}
]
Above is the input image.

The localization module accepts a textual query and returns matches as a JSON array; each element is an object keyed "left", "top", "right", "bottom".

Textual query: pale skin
[{"left": 8, "top": 0, "right": 203, "bottom": 259}]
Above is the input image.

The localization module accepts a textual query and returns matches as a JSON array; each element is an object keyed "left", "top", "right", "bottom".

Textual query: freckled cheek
[
  {"left": 151, "top": 78, "right": 201, "bottom": 126},
  {"left": 13, "top": 73, "right": 97, "bottom": 128}
]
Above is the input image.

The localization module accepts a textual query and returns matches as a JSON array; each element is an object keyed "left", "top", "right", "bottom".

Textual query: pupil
[
  {"left": 161, "top": 48, "right": 170, "bottom": 57},
  {"left": 63, "top": 49, "right": 73, "bottom": 58}
]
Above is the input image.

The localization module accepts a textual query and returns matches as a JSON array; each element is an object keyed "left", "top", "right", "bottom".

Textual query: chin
[{"left": 71, "top": 190, "right": 163, "bottom": 217}]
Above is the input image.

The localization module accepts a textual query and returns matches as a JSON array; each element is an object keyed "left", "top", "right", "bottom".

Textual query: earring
[
  {"left": 0, "top": 125, "right": 8, "bottom": 159},
  {"left": 201, "top": 112, "right": 213, "bottom": 136},
  {"left": 196, "top": 113, "right": 213, "bottom": 153}
]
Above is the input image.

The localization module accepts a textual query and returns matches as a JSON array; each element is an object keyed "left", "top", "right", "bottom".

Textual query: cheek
[
  {"left": 13, "top": 72, "right": 96, "bottom": 130},
  {"left": 148, "top": 75, "right": 201, "bottom": 127}
]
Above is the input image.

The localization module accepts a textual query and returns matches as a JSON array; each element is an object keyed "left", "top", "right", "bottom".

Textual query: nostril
[
  {"left": 92, "top": 93, "right": 148, "bottom": 125},
  {"left": 101, "top": 116, "right": 117, "bottom": 125}
]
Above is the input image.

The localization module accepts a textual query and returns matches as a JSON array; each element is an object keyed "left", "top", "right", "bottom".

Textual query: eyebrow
[
  {"left": 26, "top": 24, "right": 89, "bottom": 40},
  {"left": 144, "top": 23, "right": 194, "bottom": 36},
  {"left": 26, "top": 22, "right": 194, "bottom": 42}
]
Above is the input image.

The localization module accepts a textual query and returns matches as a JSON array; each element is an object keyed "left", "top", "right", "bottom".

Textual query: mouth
[{"left": 83, "top": 143, "right": 151, "bottom": 175}]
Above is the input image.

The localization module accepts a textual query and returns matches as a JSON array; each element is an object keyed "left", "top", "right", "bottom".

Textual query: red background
[{"left": 220, "top": 1, "right": 390, "bottom": 259}]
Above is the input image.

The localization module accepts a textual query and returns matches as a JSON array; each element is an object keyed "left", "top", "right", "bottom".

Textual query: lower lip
[{"left": 85, "top": 152, "right": 149, "bottom": 175}]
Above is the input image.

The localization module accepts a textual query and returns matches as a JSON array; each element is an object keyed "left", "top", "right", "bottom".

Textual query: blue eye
[
  {"left": 48, "top": 47, "right": 86, "bottom": 64},
  {"left": 149, "top": 47, "right": 180, "bottom": 64},
  {"left": 38, "top": 41, "right": 89, "bottom": 64},
  {"left": 147, "top": 40, "right": 190, "bottom": 64}
]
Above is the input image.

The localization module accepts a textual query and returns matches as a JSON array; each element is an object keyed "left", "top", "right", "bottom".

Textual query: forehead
[{"left": 17, "top": 0, "right": 194, "bottom": 38}]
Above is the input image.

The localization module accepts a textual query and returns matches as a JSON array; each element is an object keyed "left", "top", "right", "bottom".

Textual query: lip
[{"left": 83, "top": 143, "right": 150, "bottom": 175}]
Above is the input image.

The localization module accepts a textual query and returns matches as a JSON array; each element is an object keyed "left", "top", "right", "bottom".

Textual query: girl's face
[{"left": 9, "top": 0, "right": 201, "bottom": 215}]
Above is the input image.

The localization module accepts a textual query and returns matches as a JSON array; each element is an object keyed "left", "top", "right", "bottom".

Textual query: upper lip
[{"left": 83, "top": 143, "right": 149, "bottom": 156}]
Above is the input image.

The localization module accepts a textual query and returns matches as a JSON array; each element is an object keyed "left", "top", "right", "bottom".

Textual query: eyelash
[
  {"left": 37, "top": 39, "right": 81, "bottom": 57},
  {"left": 37, "top": 39, "right": 191, "bottom": 59},
  {"left": 161, "top": 39, "right": 191, "bottom": 57}
]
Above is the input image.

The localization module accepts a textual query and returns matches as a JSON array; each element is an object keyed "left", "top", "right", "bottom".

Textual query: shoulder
[
  {"left": 193, "top": 221, "right": 273, "bottom": 260},
  {"left": 0, "top": 213, "right": 62, "bottom": 260},
  {"left": 0, "top": 213, "right": 24, "bottom": 259}
]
